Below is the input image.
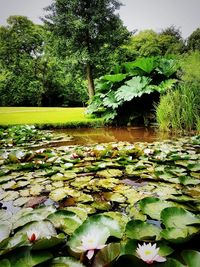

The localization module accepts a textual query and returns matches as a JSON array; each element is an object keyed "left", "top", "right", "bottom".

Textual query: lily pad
[
  {"left": 139, "top": 197, "right": 176, "bottom": 220},
  {"left": 50, "top": 257, "right": 86, "bottom": 267},
  {"left": 161, "top": 207, "right": 200, "bottom": 228},
  {"left": 48, "top": 210, "right": 83, "bottom": 235},
  {"left": 92, "top": 243, "right": 121, "bottom": 267},
  {"left": 8, "top": 247, "right": 52, "bottom": 267},
  {"left": 0, "top": 223, "right": 11, "bottom": 242},
  {"left": 96, "top": 169, "right": 123, "bottom": 178},
  {"left": 182, "top": 250, "right": 200, "bottom": 267},
  {"left": 161, "top": 226, "right": 199, "bottom": 243},
  {"left": 125, "top": 220, "right": 161, "bottom": 240}
]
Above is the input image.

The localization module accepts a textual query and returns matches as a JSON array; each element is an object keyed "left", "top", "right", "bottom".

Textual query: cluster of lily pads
[
  {"left": 0, "top": 126, "right": 199, "bottom": 266},
  {"left": 0, "top": 125, "right": 69, "bottom": 148}
]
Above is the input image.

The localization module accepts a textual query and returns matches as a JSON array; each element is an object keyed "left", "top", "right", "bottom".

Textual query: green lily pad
[
  {"left": 3, "top": 191, "right": 19, "bottom": 201},
  {"left": 0, "top": 223, "right": 11, "bottom": 242},
  {"left": 161, "top": 226, "right": 199, "bottom": 243},
  {"left": 64, "top": 207, "right": 88, "bottom": 221},
  {"left": 49, "top": 188, "right": 69, "bottom": 202},
  {"left": 161, "top": 207, "right": 200, "bottom": 228},
  {"left": 125, "top": 220, "right": 161, "bottom": 240},
  {"left": 139, "top": 197, "right": 176, "bottom": 220},
  {"left": 188, "top": 163, "right": 200, "bottom": 172},
  {"left": 8, "top": 247, "right": 52, "bottom": 267},
  {"left": 126, "top": 206, "right": 147, "bottom": 221},
  {"left": 96, "top": 169, "right": 123, "bottom": 178},
  {"left": 182, "top": 250, "right": 200, "bottom": 267},
  {"left": 12, "top": 206, "right": 56, "bottom": 229},
  {"left": 0, "top": 209, "right": 12, "bottom": 222},
  {"left": 178, "top": 176, "right": 200, "bottom": 185},
  {"left": 48, "top": 210, "right": 83, "bottom": 235},
  {"left": 50, "top": 257, "right": 86, "bottom": 267},
  {"left": 32, "top": 233, "right": 66, "bottom": 250},
  {"left": 92, "top": 243, "right": 121, "bottom": 267},
  {"left": 155, "top": 258, "right": 185, "bottom": 267},
  {"left": 103, "top": 192, "right": 126, "bottom": 203},
  {"left": 190, "top": 172, "right": 200, "bottom": 179},
  {"left": 0, "top": 259, "right": 10, "bottom": 267}
]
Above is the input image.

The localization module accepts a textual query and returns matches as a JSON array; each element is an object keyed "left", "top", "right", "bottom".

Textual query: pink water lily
[
  {"left": 27, "top": 230, "right": 40, "bottom": 242},
  {"left": 136, "top": 243, "right": 166, "bottom": 264}
]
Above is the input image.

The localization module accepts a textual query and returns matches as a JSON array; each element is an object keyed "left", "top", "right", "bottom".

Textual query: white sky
[{"left": 0, "top": 0, "right": 199, "bottom": 38}]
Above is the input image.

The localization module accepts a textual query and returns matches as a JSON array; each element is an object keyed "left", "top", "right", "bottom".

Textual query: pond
[
  {"left": 0, "top": 126, "right": 199, "bottom": 266},
  {"left": 51, "top": 127, "right": 175, "bottom": 146}
]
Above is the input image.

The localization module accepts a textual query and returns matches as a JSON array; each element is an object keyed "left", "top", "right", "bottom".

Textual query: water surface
[{"left": 53, "top": 127, "right": 173, "bottom": 146}]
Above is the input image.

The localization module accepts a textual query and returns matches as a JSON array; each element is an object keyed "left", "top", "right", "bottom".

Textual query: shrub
[{"left": 87, "top": 56, "right": 179, "bottom": 125}]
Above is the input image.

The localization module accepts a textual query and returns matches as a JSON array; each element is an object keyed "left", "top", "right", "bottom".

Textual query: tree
[
  {"left": 158, "top": 26, "right": 185, "bottom": 55},
  {"left": 187, "top": 28, "right": 200, "bottom": 51},
  {"left": 0, "top": 16, "right": 45, "bottom": 106},
  {"left": 123, "top": 30, "right": 162, "bottom": 59},
  {"left": 43, "top": 0, "right": 130, "bottom": 99},
  {"left": 123, "top": 26, "right": 185, "bottom": 61}
]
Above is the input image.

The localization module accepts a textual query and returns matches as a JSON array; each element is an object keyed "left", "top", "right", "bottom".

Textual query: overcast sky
[{"left": 0, "top": 0, "right": 199, "bottom": 38}]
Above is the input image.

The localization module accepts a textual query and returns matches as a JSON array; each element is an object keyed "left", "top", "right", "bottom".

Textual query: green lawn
[{"left": 0, "top": 107, "right": 100, "bottom": 126}]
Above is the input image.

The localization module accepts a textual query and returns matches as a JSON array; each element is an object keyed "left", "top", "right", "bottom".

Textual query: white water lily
[
  {"left": 27, "top": 229, "right": 40, "bottom": 242},
  {"left": 95, "top": 145, "right": 105, "bottom": 151},
  {"left": 136, "top": 243, "right": 166, "bottom": 264},
  {"left": 76, "top": 227, "right": 109, "bottom": 260},
  {"left": 144, "top": 148, "right": 154, "bottom": 155}
]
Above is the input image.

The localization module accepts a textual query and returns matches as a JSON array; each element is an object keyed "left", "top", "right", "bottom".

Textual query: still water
[{"left": 53, "top": 127, "right": 174, "bottom": 146}]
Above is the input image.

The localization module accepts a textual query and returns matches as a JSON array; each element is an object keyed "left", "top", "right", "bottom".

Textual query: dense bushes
[{"left": 87, "top": 56, "right": 179, "bottom": 125}]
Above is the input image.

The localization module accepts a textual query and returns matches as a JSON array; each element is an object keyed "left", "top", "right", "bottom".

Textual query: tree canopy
[{"left": 43, "top": 0, "right": 130, "bottom": 98}]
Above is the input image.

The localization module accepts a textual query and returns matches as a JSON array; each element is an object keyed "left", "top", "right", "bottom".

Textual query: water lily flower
[
  {"left": 70, "top": 152, "right": 79, "bottom": 159},
  {"left": 27, "top": 230, "right": 40, "bottom": 242},
  {"left": 144, "top": 148, "right": 154, "bottom": 155},
  {"left": 136, "top": 243, "right": 166, "bottom": 264},
  {"left": 95, "top": 145, "right": 105, "bottom": 151},
  {"left": 76, "top": 227, "right": 109, "bottom": 260}
]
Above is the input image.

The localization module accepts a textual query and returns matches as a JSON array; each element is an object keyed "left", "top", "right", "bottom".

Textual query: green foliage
[
  {"left": 179, "top": 51, "right": 200, "bottom": 86},
  {"left": 0, "top": 125, "right": 52, "bottom": 148},
  {"left": 156, "top": 58, "right": 179, "bottom": 77},
  {"left": 0, "top": 132, "right": 200, "bottom": 266},
  {"left": 44, "top": 0, "right": 130, "bottom": 98},
  {"left": 187, "top": 28, "right": 200, "bottom": 51},
  {"left": 0, "top": 16, "right": 45, "bottom": 106},
  {"left": 156, "top": 84, "right": 200, "bottom": 132},
  {"left": 115, "top": 76, "right": 152, "bottom": 102},
  {"left": 122, "top": 27, "right": 185, "bottom": 60},
  {"left": 87, "top": 56, "right": 179, "bottom": 124}
]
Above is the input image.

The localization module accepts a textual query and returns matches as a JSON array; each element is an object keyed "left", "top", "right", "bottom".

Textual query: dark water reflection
[{"left": 53, "top": 127, "right": 174, "bottom": 146}]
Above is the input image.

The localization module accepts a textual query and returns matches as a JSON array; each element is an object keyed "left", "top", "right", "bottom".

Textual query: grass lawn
[{"left": 0, "top": 107, "right": 101, "bottom": 126}]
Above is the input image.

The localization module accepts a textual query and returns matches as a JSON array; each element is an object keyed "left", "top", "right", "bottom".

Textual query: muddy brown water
[{"left": 52, "top": 126, "right": 174, "bottom": 146}]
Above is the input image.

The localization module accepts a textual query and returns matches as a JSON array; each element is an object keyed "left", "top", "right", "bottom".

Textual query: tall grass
[{"left": 156, "top": 84, "right": 200, "bottom": 132}]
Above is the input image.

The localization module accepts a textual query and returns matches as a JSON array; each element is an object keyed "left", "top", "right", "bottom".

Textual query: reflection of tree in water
[{"left": 54, "top": 127, "right": 168, "bottom": 145}]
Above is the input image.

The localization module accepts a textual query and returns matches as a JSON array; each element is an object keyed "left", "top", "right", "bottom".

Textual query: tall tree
[
  {"left": 187, "top": 28, "right": 200, "bottom": 51},
  {"left": 43, "top": 0, "right": 130, "bottom": 99},
  {"left": 0, "top": 16, "right": 45, "bottom": 106},
  {"left": 159, "top": 26, "right": 185, "bottom": 55}
]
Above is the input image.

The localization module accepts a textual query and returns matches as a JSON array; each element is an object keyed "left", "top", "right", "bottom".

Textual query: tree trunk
[{"left": 86, "top": 62, "right": 95, "bottom": 99}]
